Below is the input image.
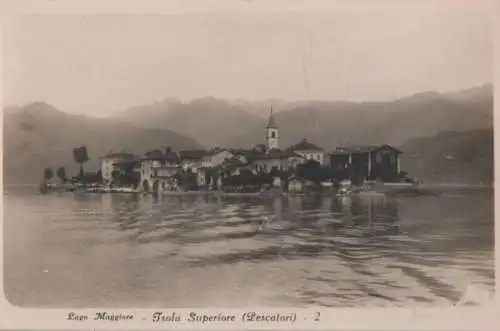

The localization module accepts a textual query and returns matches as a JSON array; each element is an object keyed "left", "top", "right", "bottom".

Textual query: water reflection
[
  {"left": 3, "top": 189, "right": 494, "bottom": 307},
  {"left": 101, "top": 194, "right": 404, "bottom": 267}
]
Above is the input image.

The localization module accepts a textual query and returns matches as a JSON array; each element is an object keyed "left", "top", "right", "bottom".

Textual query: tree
[
  {"left": 96, "top": 170, "right": 103, "bottom": 183},
  {"left": 257, "top": 170, "right": 273, "bottom": 187},
  {"left": 56, "top": 166, "right": 67, "bottom": 183},
  {"left": 43, "top": 167, "right": 53, "bottom": 182},
  {"left": 270, "top": 166, "right": 280, "bottom": 177},
  {"left": 73, "top": 145, "right": 89, "bottom": 179},
  {"left": 175, "top": 169, "right": 198, "bottom": 191},
  {"left": 351, "top": 171, "right": 364, "bottom": 186},
  {"left": 296, "top": 159, "right": 323, "bottom": 184},
  {"left": 81, "top": 172, "right": 102, "bottom": 184}
]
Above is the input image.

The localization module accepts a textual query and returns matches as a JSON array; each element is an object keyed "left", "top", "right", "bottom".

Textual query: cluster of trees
[
  {"left": 216, "top": 160, "right": 338, "bottom": 191},
  {"left": 214, "top": 158, "right": 386, "bottom": 191},
  {"left": 174, "top": 170, "right": 198, "bottom": 191},
  {"left": 295, "top": 160, "right": 335, "bottom": 184},
  {"left": 43, "top": 145, "right": 95, "bottom": 184},
  {"left": 43, "top": 166, "right": 68, "bottom": 183}
]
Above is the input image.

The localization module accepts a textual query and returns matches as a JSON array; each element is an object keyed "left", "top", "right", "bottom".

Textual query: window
[{"left": 271, "top": 131, "right": 276, "bottom": 138}]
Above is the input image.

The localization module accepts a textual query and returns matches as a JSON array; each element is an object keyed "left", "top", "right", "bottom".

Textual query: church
[
  {"left": 101, "top": 106, "right": 327, "bottom": 192},
  {"left": 221, "top": 107, "right": 326, "bottom": 177}
]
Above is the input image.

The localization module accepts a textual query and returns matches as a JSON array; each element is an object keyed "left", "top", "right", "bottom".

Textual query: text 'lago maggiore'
[{"left": 66, "top": 311, "right": 299, "bottom": 324}]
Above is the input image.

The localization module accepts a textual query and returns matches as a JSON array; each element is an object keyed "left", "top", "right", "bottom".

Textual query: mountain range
[
  {"left": 400, "top": 127, "right": 493, "bottom": 185},
  {"left": 116, "top": 85, "right": 493, "bottom": 150},
  {"left": 3, "top": 84, "right": 494, "bottom": 184},
  {"left": 3, "top": 102, "right": 201, "bottom": 184}
]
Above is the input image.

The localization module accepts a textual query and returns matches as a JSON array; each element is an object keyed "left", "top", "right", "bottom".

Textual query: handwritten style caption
[{"left": 66, "top": 310, "right": 322, "bottom": 324}]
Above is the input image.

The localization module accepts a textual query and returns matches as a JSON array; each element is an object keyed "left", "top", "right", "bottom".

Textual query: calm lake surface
[{"left": 3, "top": 187, "right": 494, "bottom": 308}]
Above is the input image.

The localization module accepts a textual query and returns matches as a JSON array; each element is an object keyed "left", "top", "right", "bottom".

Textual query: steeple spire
[
  {"left": 265, "top": 104, "right": 279, "bottom": 150},
  {"left": 266, "top": 105, "right": 278, "bottom": 129}
]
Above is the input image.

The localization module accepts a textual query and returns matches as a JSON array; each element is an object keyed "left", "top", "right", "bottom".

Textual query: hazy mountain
[
  {"left": 117, "top": 96, "right": 264, "bottom": 148},
  {"left": 117, "top": 85, "right": 493, "bottom": 151},
  {"left": 6, "top": 84, "right": 491, "bottom": 184},
  {"left": 230, "top": 85, "right": 493, "bottom": 150},
  {"left": 3, "top": 102, "right": 202, "bottom": 184},
  {"left": 399, "top": 127, "right": 493, "bottom": 185}
]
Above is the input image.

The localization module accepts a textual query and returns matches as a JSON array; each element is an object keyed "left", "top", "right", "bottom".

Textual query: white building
[
  {"left": 179, "top": 150, "right": 211, "bottom": 172},
  {"left": 139, "top": 149, "right": 180, "bottom": 192},
  {"left": 201, "top": 149, "right": 234, "bottom": 168},
  {"left": 100, "top": 152, "right": 136, "bottom": 184},
  {"left": 288, "top": 139, "right": 325, "bottom": 165}
]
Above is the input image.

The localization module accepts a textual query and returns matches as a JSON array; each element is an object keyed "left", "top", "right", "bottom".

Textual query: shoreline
[{"left": 3, "top": 183, "right": 494, "bottom": 198}]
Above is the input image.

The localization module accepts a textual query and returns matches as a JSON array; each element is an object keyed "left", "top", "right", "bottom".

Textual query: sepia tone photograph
[{"left": 2, "top": 1, "right": 495, "bottom": 311}]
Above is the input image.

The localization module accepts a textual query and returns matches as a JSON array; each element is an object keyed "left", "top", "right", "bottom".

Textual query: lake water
[{"left": 3, "top": 187, "right": 494, "bottom": 308}]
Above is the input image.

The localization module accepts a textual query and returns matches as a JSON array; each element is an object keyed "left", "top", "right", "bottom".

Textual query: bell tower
[{"left": 266, "top": 105, "right": 279, "bottom": 150}]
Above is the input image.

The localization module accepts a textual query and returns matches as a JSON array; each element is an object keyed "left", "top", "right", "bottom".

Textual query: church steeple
[
  {"left": 266, "top": 106, "right": 278, "bottom": 129},
  {"left": 265, "top": 105, "right": 279, "bottom": 150}
]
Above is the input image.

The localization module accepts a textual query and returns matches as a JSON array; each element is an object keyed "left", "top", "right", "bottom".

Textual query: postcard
[{"left": 0, "top": 0, "right": 498, "bottom": 329}]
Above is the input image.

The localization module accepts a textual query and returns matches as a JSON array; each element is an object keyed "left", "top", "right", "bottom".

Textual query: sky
[{"left": 1, "top": 1, "right": 493, "bottom": 116}]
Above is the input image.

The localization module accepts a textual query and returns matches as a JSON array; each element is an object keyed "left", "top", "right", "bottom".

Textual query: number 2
[{"left": 314, "top": 312, "right": 320, "bottom": 321}]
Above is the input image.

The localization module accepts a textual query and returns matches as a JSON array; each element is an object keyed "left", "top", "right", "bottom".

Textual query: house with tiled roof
[
  {"left": 201, "top": 148, "right": 234, "bottom": 168},
  {"left": 330, "top": 144, "right": 403, "bottom": 182},
  {"left": 142, "top": 148, "right": 180, "bottom": 164},
  {"left": 179, "top": 149, "right": 211, "bottom": 160},
  {"left": 178, "top": 149, "right": 211, "bottom": 172},
  {"left": 100, "top": 151, "right": 137, "bottom": 184},
  {"left": 139, "top": 148, "right": 182, "bottom": 192},
  {"left": 286, "top": 138, "right": 325, "bottom": 165}
]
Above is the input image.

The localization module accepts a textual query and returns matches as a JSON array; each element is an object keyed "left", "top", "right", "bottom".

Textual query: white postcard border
[{"left": 0, "top": 0, "right": 498, "bottom": 330}]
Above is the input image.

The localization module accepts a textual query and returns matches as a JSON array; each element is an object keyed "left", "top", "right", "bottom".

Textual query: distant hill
[
  {"left": 3, "top": 102, "right": 202, "bottom": 184},
  {"left": 399, "top": 128, "right": 493, "bottom": 185},
  {"left": 117, "top": 97, "right": 264, "bottom": 148},
  {"left": 230, "top": 85, "right": 493, "bottom": 150},
  {"left": 5, "top": 84, "right": 492, "bottom": 184},
  {"left": 117, "top": 85, "right": 493, "bottom": 151}
]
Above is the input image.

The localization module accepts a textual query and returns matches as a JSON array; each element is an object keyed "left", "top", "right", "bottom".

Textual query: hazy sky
[{"left": 2, "top": 2, "right": 492, "bottom": 116}]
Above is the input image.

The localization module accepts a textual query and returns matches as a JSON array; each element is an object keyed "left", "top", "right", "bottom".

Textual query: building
[
  {"left": 287, "top": 175, "right": 311, "bottom": 193},
  {"left": 266, "top": 106, "right": 279, "bottom": 150},
  {"left": 179, "top": 149, "right": 211, "bottom": 172},
  {"left": 287, "top": 138, "right": 325, "bottom": 165},
  {"left": 216, "top": 110, "right": 310, "bottom": 178},
  {"left": 202, "top": 148, "right": 234, "bottom": 168},
  {"left": 254, "top": 149, "right": 304, "bottom": 173},
  {"left": 100, "top": 152, "right": 136, "bottom": 185},
  {"left": 140, "top": 148, "right": 181, "bottom": 192},
  {"left": 330, "top": 144, "right": 402, "bottom": 182},
  {"left": 102, "top": 106, "right": 335, "bottom": 192}
]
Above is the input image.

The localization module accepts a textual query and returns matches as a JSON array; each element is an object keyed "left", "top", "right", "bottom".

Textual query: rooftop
[
  {"left": 331, "top": 144, "right": 402, "bottom": 155},
  {"left": 101, "top": 152, "right": 136, "bottom": 160},
  {"left": 288, "top": 139, "right": 324, "bottom": 152},
  {"left": 141, "top": 149, "right": 180, "bottom": 163},
  {"left": 179, "top": 149, "right": 211, "bottom": 160},
  {"left": 265, "top": 148, "right": 302, "bottom": 159}
]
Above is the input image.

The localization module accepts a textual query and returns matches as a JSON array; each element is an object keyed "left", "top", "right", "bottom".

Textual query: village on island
[{"left": 41, "top": 108, "right": 416, "bottom": 196}]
